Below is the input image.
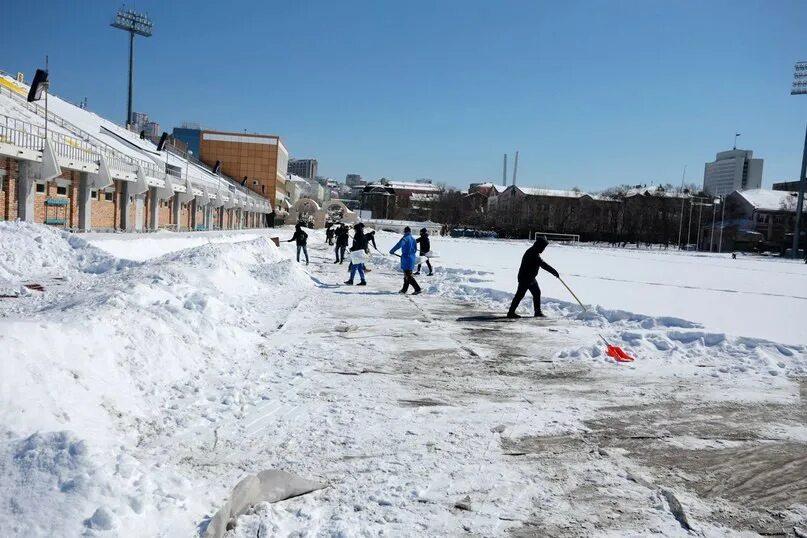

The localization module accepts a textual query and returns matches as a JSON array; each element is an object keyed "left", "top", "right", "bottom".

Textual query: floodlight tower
[
  {"left": 111, "top": 6, "right": 153, "bottom": 127},
  {"left": 789, "top": 61, "right": 807, "bottom": 259}
]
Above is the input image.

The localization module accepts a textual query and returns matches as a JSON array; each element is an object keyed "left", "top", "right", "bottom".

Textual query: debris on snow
[
  {"left": 454, "top": 495, "right": 472, "bottom": 511},
  {"left": 203, "top": 470, "right": 326, "bottom": 538},
  {"left": 661, "top": 489, "right": 693, "bottom": 532}
]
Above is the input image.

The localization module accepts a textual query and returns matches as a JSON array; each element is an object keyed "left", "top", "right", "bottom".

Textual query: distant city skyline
[{"left": 2, "top": 0, "right": 806, "bottom": 190}]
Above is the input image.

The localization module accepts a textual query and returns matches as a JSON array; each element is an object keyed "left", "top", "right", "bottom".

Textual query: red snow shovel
[{"left": 557, "top": 277, "right": 635, "bottom": 363}]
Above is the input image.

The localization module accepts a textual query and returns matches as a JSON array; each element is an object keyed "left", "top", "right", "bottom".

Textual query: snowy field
[{"left": 0, "top": 222, "right": 805, "bottom": 537}]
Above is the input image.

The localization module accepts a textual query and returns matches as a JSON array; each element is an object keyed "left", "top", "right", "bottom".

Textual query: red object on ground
[{"left": 606, "top": 345, "right": 635, "bottom": 362}]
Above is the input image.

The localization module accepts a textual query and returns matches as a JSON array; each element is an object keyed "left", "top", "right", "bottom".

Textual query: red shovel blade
[{"left": 606, "top": 345, "right": 635, "bottom": 362}]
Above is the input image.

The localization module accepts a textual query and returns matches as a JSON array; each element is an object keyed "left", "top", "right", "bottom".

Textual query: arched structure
[
  {"left": 323, "top": 199, "right": 358, "bottom": 227},
  {"left": 287, "top": 198, "right": 321, "bottom": 226},
  {"left": 287, "top": 197, "right": 358, "bottom": 229}
]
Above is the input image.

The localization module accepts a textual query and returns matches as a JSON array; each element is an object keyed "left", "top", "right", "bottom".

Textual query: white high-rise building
[{"left": 703, "top": 149, "right": 763, "bottom": 197}]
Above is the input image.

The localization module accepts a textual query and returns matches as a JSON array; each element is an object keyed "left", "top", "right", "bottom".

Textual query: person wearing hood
[
  {"left": 344, "top": 223, "right": 368, "bottom": 286},
  {"left": 286, "top": 223, "right": 309, "bottom": 264},
  {"left": 414, "top": 228, "right": 433, "bottom": 276},
  {"left": 507, "top": 236, "right": 559, "bottom": 318},
  {"left": 390, "top": 226, "right": 421, "bottom": 295}
]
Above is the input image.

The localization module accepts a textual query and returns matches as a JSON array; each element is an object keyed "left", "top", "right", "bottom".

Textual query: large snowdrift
[{"left": 0, "top": 222, "right": 311, "bottom": 536}]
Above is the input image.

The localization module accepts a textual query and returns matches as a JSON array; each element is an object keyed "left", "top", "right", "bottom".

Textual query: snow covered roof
[
  {"left": 383, "top": 181, "right": 441, "bottom": 192},
  {"left": 516, "top": 186, "right": 586, "bottom": 198},
  {"left": 624, "top": 188, "right": 689, "bottom": 199},
  {"left": 287, "top": 173, "right": 311, "bottom": 185},
  {"left": 735, "top": 189, "right": 805, "bottom": 212},
  {"left": 0, "top": 72, "right": 269, "bottom": 209}
]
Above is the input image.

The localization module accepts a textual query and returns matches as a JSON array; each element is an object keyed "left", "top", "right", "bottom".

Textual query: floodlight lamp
[{"left": 792, "top": 62, "right": 807, "bottom": 95}]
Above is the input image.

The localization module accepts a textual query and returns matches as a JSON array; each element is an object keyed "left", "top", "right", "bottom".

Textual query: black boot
[{"left": 506, "top": 311, "right": 521, "bottom": 319}]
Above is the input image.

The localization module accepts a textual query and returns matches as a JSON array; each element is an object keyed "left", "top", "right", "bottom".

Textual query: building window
[
  {"left": 104, "top": 192, "right": 114, "bottom": 202},
  {"left": 35, "top": 183, "right": 46, "bottom": 193},
  {"left": 91, "top": 189, "right": 98, "bottom": 200},
  {"left": 56, "top": 185, "right": 68, "bottom": 196}
]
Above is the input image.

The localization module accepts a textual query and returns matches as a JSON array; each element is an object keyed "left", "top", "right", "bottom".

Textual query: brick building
[
  {"left": 700, "top": 189, "right": 807, "bottom": 253},
  {"left": 0, "top": 72, "right": 270, "bottom": 231},
  {"left": 360, "top": 179, "right": 441, "bottom": 220}
]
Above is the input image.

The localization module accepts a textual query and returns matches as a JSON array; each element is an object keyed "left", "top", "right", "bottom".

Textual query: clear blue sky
[{"left": 2, "top": 0, "right": 806, "bottom": 191}]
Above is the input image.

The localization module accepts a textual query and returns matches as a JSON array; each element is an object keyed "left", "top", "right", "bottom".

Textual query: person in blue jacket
[{"left": 390, "top": 226, "right": 421, "bottom": 295}]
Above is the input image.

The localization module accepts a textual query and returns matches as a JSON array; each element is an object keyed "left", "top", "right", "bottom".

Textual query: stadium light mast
[
  {"left": 111, "top": 6, "right": 153, "bottom": 128},
  {"left": 790, "top": 61, "right": 807, "bottom": 259}
]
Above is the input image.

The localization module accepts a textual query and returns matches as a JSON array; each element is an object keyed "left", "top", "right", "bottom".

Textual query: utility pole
[
  {"left": 719, "top": 195, "right": 726, "bottom": 253},
  {"left": 686, "top": 199, "right": 694, "bottom": 250},
  {"left": 733, "top": 133, "right": 741, "bottom": 150},
  {"left": 677, "top": 165, "right": 687, "bottom": 249},
  {"left": 790, "top": 62, "right": 807, "bottom": 259},
  {"left": 111, "top": 7, "right": 153, "bottom": 127}
]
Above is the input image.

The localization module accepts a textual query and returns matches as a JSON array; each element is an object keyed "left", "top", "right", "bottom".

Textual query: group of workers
[
  {"left": 287, "top": 223, "right": 436, "bottom": 295},
  {"left": 288, "top": 222, "right": 558, "bottom": 315}
]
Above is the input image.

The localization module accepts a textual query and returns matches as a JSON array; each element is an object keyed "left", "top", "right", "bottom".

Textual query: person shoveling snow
[
  {"left": 507, "top": 236, "right": 559, "bottom": 318},
  {"left": 390, "top": 226, "right": 422, "bottom": 295}
]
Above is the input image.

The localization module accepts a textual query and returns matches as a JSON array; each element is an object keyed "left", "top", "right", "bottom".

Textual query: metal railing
[
  {"left": 1, "top": 78, "right": 267, "bottom": 210},
  {"left": 0, "top": 83, "right": 152, "bottom": 178}
]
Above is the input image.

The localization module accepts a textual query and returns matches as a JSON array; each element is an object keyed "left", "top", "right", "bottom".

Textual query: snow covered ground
[{"left": 0, "top": 222, "right": 805, "bottom": 537}]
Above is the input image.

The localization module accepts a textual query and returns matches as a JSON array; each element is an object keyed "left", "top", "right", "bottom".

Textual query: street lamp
[{"left": 789, "top": 61, "right": 807, "bottom": 259}]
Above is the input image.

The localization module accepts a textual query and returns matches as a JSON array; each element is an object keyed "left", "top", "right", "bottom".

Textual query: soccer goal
[{"left": 528, "top": 231, "right": 580, "bottom": 243}]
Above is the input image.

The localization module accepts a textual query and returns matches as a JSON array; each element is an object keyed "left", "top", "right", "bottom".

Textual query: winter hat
[
  {"left": 420, "top": 228, "right": 428, "bottom": 234},
  {"left": 404, "top": 226, "right": 411, "bottom": 234},
  {"left": 533, "top": 236, "right": 548, "bottom": 250}
]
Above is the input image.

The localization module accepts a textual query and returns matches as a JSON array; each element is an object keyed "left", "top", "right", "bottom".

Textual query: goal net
[{"left": 529, "top": 231, "right": 580, "bottom": 243}]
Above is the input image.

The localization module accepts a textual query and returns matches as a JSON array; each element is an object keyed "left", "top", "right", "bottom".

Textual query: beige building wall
[{"left": 198, "top": 130, "right": 287, "bottom": 208}]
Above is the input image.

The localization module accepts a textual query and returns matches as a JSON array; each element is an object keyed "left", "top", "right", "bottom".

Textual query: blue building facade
[{"left": 172, "top": 127, "right": 201, "bottom": 156}]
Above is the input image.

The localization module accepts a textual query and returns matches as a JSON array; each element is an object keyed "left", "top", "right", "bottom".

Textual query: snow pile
[
  {"left": 421, "top": 244, "right": 807, "bottom": 379},
  {"left": 0, "top": 223, "right": 311, "bottom": 536},
  {"left": 0, "top": 221, "right": 135, "bottom": 283},
  {"left": 85, "top": 229, "right": 280, "bottom": 262},
  {"left": 413, "top": 235, "right": 807, "bottom": 345}
]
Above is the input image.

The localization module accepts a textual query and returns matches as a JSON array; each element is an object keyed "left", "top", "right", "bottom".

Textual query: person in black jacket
[
  {"left": 334, "top": 224, "right": 349, "bottom": 263},
  {"left": 365, "top": 230, "right": 377, "bottom": 251},
  {"left": 344, "top": 223, "right": 368, "bottom": 285},
  {"left": 507, "top": 236, "right": 559, "bottom": 318},
  {"left": 414, "top": 228, "right": 433, "bottom": 276},
  {"left": 325, "top": 225, "right": 334, "bottom": 246},
  {"left": 286, "top": 223, "right": 309, "bottom": 264}
]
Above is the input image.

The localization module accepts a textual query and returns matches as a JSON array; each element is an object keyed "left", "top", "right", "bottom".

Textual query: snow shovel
[
  {"left": 558, "top": 277, "right": 635, "bottom": 363},
  {"left": 391, "top": 252, "right": 426, "bottom": 265}
]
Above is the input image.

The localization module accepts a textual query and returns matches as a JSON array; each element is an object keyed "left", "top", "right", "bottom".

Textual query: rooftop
[{"left": 736, "top": 189, "right": 805, "bottom": 212}]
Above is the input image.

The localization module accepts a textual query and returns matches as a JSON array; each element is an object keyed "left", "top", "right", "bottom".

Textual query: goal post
[{"left": 528, "top": 231, "right": 580, "bottom": 243}]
